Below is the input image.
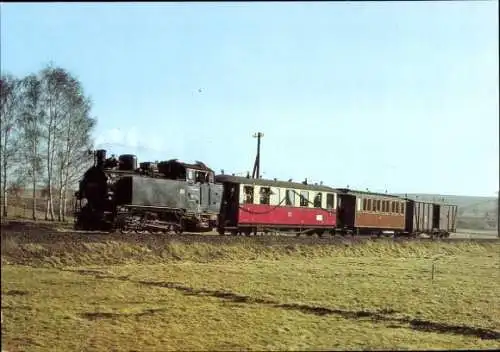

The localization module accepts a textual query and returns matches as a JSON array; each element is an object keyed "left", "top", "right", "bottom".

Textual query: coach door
[
  {"left": 432, "top": 204, "right": 440, "bottom": 230},
  {"left": 220, "top": 182, "right": 239, "bottom": 227},
  {"left": 337, "top": 193, "right": 356, "bottom": 229}
]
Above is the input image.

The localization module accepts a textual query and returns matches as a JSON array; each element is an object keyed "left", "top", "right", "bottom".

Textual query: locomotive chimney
[{"left": 95, "top": 149, "right": 106, "bottom": 168}]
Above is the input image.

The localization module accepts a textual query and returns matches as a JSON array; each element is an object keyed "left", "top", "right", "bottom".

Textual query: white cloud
[{"left": 94, "top": 127, "right": 167, "bottom": 153}]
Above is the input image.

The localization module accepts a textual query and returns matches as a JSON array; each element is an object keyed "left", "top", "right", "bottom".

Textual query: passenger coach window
[
  {"left": 314, "top": 193, "right": 322, "bottom": 208},
  {"left": 300, "top": 191, "right": 309, "bottom": 207},
  {"left": 362, "top": 199, "right": 367, "bottom": 211},
  {"left": 326, "top": 194, "right": 334, "bottom": 208},
  {"left": 367, "top": 199, "right": 372, "bottom": 211},
  {"left": 376, "top": 200, "right": 381, "bottom": 212},
  {"left": 260, "top": 187, "right": 271, "bottom": 205},
  {"left": 285, "top": 190, "right": 294, "bottom": 206},
  {"left": 243, "top": 186, "right": 254, "bottom": 204}
]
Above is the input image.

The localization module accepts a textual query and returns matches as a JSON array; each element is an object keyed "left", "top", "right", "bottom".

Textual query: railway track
[{"left": 1, "top": 221, "right": 498, "bottom": 247}]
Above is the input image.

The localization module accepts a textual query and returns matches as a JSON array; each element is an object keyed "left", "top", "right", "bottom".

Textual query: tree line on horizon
[{"left": 0, "top": 64, "right": 96, "bottom": 221}]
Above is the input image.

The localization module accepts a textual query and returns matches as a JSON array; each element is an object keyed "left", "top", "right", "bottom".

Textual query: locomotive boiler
[{"left": 74, "top": 149, "right": 223, "bottom": 233}]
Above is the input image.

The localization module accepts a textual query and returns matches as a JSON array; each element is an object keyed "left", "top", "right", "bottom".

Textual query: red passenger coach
[{"left": 215, "top": 175, "right": 338, "bottom": 236}]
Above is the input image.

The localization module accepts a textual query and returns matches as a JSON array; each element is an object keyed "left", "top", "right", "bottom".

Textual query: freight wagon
[{"left": 403, "top": 199, "right": 457, "bottom": 238}]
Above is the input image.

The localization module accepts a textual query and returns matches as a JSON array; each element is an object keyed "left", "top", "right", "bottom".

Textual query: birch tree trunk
[
  {"left": 18, "top": 74, "right": 44, "bottom": 221},
  {"left": 0, "top": 75, "right": 22, "bottom": 218}
]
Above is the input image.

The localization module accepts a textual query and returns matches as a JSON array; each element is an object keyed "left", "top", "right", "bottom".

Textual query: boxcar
[
  {"left": 215, "top": 175, "right": 338, "bottom": 236},
  {"left": 335, "top": 188, "right": 407, "bottom": 236},
  {"left": 436, "top": 203, "right": 458, "bottom": 236},
  {"left": 402, "top": 200, "right": 457, "bottom": 238},
  {"left": 404, "top": 200, "right": 438, "bottom": 236}
]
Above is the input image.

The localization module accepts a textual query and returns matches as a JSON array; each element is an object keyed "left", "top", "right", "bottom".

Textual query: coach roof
[
  {"left": 215, "top": 175, "right": 336, "bottom": 192},
  {"left": 334, "top": 188, "right": 405, "bottom": 199}
]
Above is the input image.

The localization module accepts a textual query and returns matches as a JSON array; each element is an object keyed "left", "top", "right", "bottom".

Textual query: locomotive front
[{"left": 74, "top": 149, "right": 116, "bottom": 231}]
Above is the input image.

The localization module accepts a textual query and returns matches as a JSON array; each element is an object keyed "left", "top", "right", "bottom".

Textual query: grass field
[{"left": 2, "top": 232, "right": 500, "bottom": 352}]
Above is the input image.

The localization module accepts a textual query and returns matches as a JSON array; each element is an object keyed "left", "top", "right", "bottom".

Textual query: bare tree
[
  {"left": 3, "top": 64, "right": 97, "bottom": 222},
  {"left": 0, "top": 74, "right": 22, "bottom": 217},
  {"left": 18, "top": 74, "right": 45, "bottom": 220},
  {"left": 39, "top": 65, "right": 77, "bottom": 221},
  {"left": 53, "top": 75, "right": 96, "bottom": 221}
]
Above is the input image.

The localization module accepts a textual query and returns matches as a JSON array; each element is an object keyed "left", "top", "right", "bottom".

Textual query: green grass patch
[{"left": 2, "top": 240, "right": 499, "bottom": 351}]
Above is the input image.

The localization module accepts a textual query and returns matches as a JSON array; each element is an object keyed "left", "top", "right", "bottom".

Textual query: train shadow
[
  {"left": 66, "top": 269, "right": 500, "bottom": 340},
  {"left": 136, "top": 280, "right": 500, "bottom": 340},
  {"left": 81, "top": 307, "right": 169, "bottom": 321}
]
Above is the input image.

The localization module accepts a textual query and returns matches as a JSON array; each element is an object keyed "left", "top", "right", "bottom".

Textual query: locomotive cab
[{"left": 157, "top": 159, "right": 215, "bottom": 184}]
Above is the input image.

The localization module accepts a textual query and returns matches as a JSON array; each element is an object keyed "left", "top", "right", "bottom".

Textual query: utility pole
[
  {"left": 497, "top": 190, "right": 499, "bottom": 238},
  {"left": 251, "top": 132, "right": 264, "bottom": 179}
]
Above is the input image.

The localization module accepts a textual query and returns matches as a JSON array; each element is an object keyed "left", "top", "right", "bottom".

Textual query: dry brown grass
[{"left": 2, "top": 232, "right": 497, "bottom": 267}]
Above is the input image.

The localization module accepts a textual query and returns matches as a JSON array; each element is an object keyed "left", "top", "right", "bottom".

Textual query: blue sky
[{"left": 1, "top": 2, "right": 498, "bottom": 196}]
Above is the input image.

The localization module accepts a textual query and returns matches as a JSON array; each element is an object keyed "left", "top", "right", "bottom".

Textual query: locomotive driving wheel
[
  {"left": 174, "top": 218, "right": 184, "bottom": 234},
  {"left": 120, "top": 227, "right": 132, "bottom": 234}
]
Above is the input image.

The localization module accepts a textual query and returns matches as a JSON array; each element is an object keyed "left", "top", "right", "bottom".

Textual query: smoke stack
[{"left": 95, "top": 149, "right": 106, "bottom": 168}]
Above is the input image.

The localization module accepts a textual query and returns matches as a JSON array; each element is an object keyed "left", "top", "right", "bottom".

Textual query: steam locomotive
[
  {"left": 74, "top": 149, "right": 222, "bottom": 233},
  {"left": 74, "top": 149, "right": 457, "bottom": 238}
]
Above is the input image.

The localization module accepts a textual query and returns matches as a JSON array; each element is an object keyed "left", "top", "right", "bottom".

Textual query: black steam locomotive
[{"left": 74, "top": 149, "right": 223, "bottom": 233}]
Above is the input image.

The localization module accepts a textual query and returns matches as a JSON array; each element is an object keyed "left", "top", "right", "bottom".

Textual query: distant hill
[{"left": 397, "top": 193, "right": 498, "bottom": 231}]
